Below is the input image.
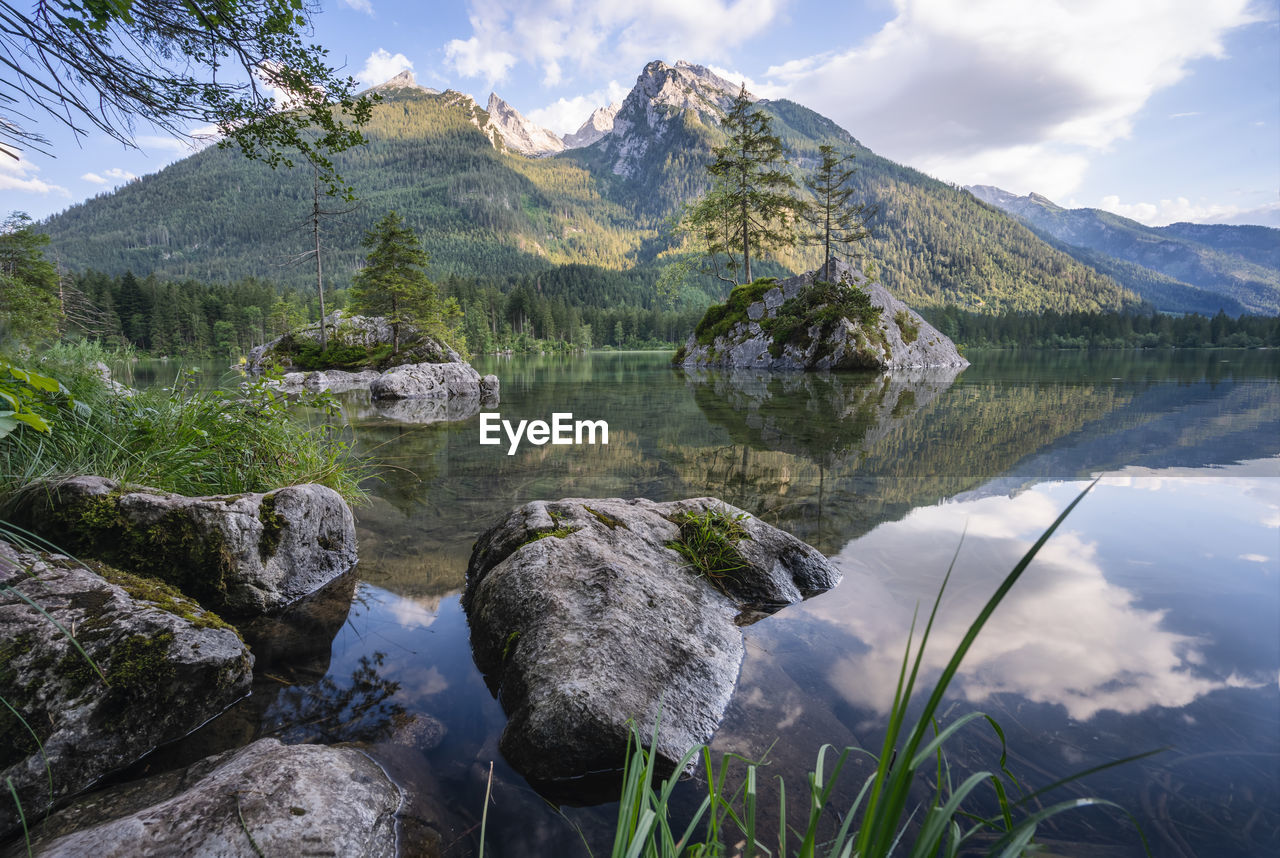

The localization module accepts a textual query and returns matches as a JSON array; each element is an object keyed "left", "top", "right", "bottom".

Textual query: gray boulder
[
  {"left": 5, "top": 476, "right": 357, "bottom": 616},
  {"left": 15, "top": 739, "right": 400, "bottom": 857},
  {"left": 0, "top": 545, "right": 252, "bottom": 840},
  {"left": 463, "top": 497, "right": 840, "bottom": 784},
  {"left": 269, "top": 368, "right": 382, "bottom": 393},
  {"left": 370, "top": 361, "right": 500, "bottom": 403},
  {"left": 679, "top": 258, "right": 969, "bottom": 371}
]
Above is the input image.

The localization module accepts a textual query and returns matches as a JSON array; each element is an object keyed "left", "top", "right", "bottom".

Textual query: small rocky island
[
  {"left": 248, "top": 313, "right": 500, "bottom": 407},
  {"left": 677, "top": 259, "right": 968, "bottom": 371}
]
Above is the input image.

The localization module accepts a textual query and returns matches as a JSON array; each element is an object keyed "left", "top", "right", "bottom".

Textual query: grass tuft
[{"left": 666, "top": 506, "right": 751, "bottom": 595}]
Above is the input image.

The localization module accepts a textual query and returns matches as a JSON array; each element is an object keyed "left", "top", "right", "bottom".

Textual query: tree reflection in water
[{"left": 263, "top": 652, "right": 406, "bottom": 745}]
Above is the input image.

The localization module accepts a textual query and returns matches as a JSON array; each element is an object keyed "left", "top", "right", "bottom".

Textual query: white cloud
[
  {"left": 104, "top": 167, "right": 136, "bottom": 182},
  {"left": 1239, "top": 553, "right": 1270, "bottom": 563},
  {"left": 0, "top": 154, "right": 68, "bottom": 196},
  {"left": 444, "top": 36, "right": 517, "bottom": 87},
  {"left": 343, "top": 0, "right": 374, "bottom": 13},
  {"left": 1099, "top": 194, "right": 1280, "bottom": 227},
  {"left": 527, "top": 80, "right": 629, "bottom": 135},
  {"left": 81, "top": 172, "right": 107, "bottom": 185},
  {"left": 442, "top": 0, "right": 788, "bottom": 88},
  {"left": 763, "top": 0, "right": 1262, "bottom": 197},
  {"left": 357, "top": 48, "right": 415, "bottom": 88}
]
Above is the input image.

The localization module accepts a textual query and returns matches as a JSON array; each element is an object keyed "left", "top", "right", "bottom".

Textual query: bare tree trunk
[
  {"left": 312, "top": 164, "right": 327, "bottom": 352},
  {"left": 742, "top": 199, "right": 751, "bottom": 283}
]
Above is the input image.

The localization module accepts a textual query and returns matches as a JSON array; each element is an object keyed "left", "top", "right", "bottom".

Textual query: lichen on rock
[
  {"left": 4, "top": 476, "right": 358, "bottom": 617},
  {"left": 0, "top": 544, "right": 252, "bottom": 840}
]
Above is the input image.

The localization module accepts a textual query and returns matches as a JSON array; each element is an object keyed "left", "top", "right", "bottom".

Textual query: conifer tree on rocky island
[
  {"left": 682, "top": 85, "right": 802, "bottom": 286},
  {"left": 802, "top": 144, "right": 875, "bottom": 275},
  {"left": 349, "top": 212, "right": 438, "bottom": 356}
]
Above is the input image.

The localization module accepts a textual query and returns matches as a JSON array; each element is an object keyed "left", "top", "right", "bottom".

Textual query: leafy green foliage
[
  {"left": 0, "top": 0, "right": 376, "bottom": 197},
  {"left": 894, "top": 309, "right": 919, "bottom": 344},
  {"left": 0, "top": 213, "right": 61, "bottom": 345},
  {"left": 0, "top": 359, "right": 68, "bottom": 439}
]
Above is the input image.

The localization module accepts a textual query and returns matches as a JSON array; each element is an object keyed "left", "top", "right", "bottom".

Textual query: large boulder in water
[
  {"left": 462, "top": 497, "right": 840, "bottom": 787},
  {"left": 0, "top": 543, "right": 252, "bottom": 840},
  {"left": 18, "top": 739, "right": 400, "bottom": 857},
  {"left": 4, "top": 476, "right": 357, "bottom": 617},
  {"left": 678, "top": 258, "right": 969, "bottom": 371},
  {"left": 370, "top": 361, "right": 500, "bottom": 403}
]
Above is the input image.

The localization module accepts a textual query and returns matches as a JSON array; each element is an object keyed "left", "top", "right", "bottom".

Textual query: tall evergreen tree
[
  {"left": 802, "top": 145, "right": 874, "bottom": 273},
  {"left": 682, "top": 86, "right": 802, "bottom": 285},
  {"left": 349, "top": 211, "right": 437, "bottom": 354}
]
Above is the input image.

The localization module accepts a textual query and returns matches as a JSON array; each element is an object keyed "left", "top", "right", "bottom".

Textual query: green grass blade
[
  {"left": 0, "top": 583, "right": 106, "bottom": 684},
  {"left": 5, "top": 776, "right": 32, "bottom": 858},
  {"left": 0, "top": 695, "right": 52, "bottom": 806}
]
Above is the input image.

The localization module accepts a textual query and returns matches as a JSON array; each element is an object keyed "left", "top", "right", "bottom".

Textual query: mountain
[
  {"left": 364, "top": 69, "right": 439, "bottom": 97},
  {"left": 967, "top": 185, "right": 1280, "bottom": 314},
  {"left": 563, "top": 103, "right": 618, "bottom": 149},
  {"left": 485, "top": 93, "right": 565, "bottom": 157},
  {"left": 42, "top": 61, "right": 1136, "bottom": 315}
]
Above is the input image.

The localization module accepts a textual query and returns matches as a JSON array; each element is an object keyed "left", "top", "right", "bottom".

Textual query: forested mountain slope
[
  {"left": 44, "top": 61, "right": 1136, "bottom": 315},
  {"left": 968, "top": 185, "right": 1280, "bottom": 314}
]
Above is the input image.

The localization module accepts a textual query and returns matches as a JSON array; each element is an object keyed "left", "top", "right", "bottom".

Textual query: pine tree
[
  {"left": 349, "top": 212, "right": 437, "bottom": 355},
  {"left": 802, "top": 145, "right": 874, "bottom": 275},
  {"left": 681, "top": 86, "right": 802, "bottom": 285}
]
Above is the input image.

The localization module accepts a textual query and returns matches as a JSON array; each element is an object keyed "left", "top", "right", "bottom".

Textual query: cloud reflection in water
[{"left": 799, "top": 475, "right": 1274, "bottom": 721}]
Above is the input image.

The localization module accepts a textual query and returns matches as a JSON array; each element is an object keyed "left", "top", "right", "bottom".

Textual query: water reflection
[
  {"left": 804, "top": 482, "right": 1266, "bottom": 719},
  {"left": 120, "top": 351, "right": 1280, "bottom": 857}
]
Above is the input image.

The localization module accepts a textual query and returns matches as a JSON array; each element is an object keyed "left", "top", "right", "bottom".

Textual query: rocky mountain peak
[
  {"left": 562, "top": 102, "right": 620, "bottom": 149},
  {"left": 485, "top": 93, "right": 566, "bottom": 157},
  {"left": 601, "top": 59, "right": 749, "bottom": 179},
  {"left": 364, "top": 69, "right": 439, "bottom": 96}
]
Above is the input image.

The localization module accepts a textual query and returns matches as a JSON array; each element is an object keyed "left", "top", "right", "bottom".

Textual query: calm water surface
[{"left": 152, "top": 350, "right": 1279, "bottom": 856}]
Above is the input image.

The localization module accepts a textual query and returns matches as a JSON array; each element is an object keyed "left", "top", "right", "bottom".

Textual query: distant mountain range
[
  {"left": 40, "top": 60, "right": 1275, "bottom": 316},
  {"left": 967, "top": 186, "right": 1279, "bottom": 315}
]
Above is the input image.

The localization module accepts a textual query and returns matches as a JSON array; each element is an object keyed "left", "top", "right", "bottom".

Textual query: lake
[{"left": 140, "top": 349, "right": 1279, "bottom": 856}]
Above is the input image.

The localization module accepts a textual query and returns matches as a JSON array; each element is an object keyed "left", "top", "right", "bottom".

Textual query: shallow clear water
[{"left": 148, "top": 350, "right": 1280, "bottom": 856}]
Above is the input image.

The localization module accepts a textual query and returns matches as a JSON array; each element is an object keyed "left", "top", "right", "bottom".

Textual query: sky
[{"left": 3, "top": 0, "right": 1278, "bottom": 227}]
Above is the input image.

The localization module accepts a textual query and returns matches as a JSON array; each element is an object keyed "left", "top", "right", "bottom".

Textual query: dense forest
[
  {"left": 66, "top": 266, "right": 705, "bottom": 357},
  {"left": 923, "top": 306, "right": 1280, "bottom": 349},
  {"left": 59, "top": 264, "right": 1280, "bottom": 359}
]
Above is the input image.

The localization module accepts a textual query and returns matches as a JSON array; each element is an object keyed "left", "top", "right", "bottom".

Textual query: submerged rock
[
  {"left": 370, "top": 361, "right": 500, "bottom": 402},
  {"left": 5, "top": 476, "right": 357, "bottom": 616},
  {"left": 678, "top": 258, "right": 969, "bottom": 371},
  {"left": 17, "top": 739, "right": 400, "bottom": 857},
  {"left": 0, "top": 545, "right": 252, "bottom": 840},
  {"left": 463, "top": 497, "right": 840, "bottom": 786}
]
